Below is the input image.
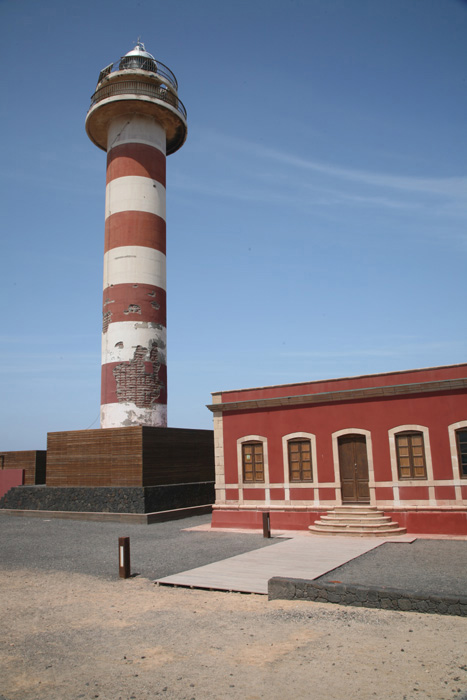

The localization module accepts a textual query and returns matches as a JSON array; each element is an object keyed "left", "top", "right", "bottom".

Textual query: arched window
[
  {"left": 395, "top": 431, "right": 427, "bottom": 479},
  {"left": 288, "top": 439, "right": 313, "bottom": 481},
  {"left": 242, "top": 441, "right": 264, "bottom": 483},
  {"left": 456, "top": 429, "right": 467, "bottom": 478}
]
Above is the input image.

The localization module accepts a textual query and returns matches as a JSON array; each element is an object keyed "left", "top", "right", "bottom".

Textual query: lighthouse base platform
[{"left": 0, "top": 426, "right": 215, "bottom": 518}]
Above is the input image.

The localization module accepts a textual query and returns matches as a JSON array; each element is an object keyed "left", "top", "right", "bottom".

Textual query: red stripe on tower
[
  {"left": 106, "top": 142, "right": 166, "bottom": 185},
  {"left": 104, "top": 211, "right": 166, "bottom": 254},
  {"left": 102, "top": 284, "right": 166, "bottom": 329}
]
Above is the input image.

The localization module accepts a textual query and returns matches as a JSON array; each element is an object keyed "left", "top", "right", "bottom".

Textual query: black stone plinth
[{"left": 0, "top": 482, "right": 214, "bottom": 514}]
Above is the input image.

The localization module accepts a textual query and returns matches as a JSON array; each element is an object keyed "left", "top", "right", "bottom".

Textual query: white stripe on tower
[
  {"left": 101, "top": 114, "right": 168, "bottom": 429},
  {"left": 105, "top": 177, "right": 166, "bottom": 218},
  {"left": 103, "top": 246, "right": 166, "bottom": 288}
]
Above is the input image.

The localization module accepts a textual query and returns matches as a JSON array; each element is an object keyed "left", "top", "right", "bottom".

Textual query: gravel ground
[
  {"left": 1, "top": 512, "right": 467, "bottom": 700},
  {"left": 317, "top": 539, "right": 467, "bottom": 597},
  {"left": 0, "top": 513, "right": 278, "bottom": 580},
  {"left": 2, "top": 569, "right": 467, "bottom": 700}
]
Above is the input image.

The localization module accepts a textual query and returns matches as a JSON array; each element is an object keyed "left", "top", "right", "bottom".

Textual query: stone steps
[
  {"left": 333, "top": 505, "right": 378, "bottom": 513},
  {"left": 321, "top": 511, "right": 391, "bottom": 523},
  {"left": 309, "top": 506, "right": 407, "bottom": 537}
]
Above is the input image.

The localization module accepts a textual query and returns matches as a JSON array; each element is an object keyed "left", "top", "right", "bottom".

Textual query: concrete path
[{"left": 156, "top": 534, "right": 414, "bottom": 594}]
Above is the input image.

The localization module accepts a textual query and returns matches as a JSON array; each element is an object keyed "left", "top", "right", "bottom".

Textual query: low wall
[
  {"left": 0, "top": 482, "right": 215, "bottom": 514},
  {"left": 268, "top": 577, "right": 467, "bottom": 617}
]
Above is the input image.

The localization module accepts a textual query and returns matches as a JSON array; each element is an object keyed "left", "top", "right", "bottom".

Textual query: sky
[{"left": 1, "top": 0, "right": 466, "bottom": 450}]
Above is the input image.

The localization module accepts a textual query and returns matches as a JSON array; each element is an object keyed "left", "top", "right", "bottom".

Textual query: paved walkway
[{"left": 156, "top": 533, "right": 414, "bottom": 594}]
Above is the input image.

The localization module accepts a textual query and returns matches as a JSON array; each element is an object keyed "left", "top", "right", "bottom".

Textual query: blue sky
[{"left": 1, "top": 0, "right": 466, "bottom": 450}]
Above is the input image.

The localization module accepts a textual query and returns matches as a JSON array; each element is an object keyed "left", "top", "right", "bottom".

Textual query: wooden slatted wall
[
  {"left": 45, "top": 427, "right": 214, "bottom": 488},
  {"left": 142, "top": 427, "right": 214, "bottom": 486},
  {"left": 46, "top": 428, "right": 143, "bottom": 487}
]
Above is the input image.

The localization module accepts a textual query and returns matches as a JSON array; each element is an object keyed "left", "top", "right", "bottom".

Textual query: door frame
[{"left": 332, "top": 428, "right": 375, "bottom": 506}]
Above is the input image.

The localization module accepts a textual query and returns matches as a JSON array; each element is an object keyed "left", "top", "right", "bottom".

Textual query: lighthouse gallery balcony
[{"left": 89, "top": 57, "right": 187, "bottom": 122}]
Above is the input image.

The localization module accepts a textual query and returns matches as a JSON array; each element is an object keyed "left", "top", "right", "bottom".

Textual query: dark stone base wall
[
  {"left": 268, "top": 577, "right": 467, "bottom": 617},
  {"left": 0, "top": 482, "right": 214, "bottom": 514}
]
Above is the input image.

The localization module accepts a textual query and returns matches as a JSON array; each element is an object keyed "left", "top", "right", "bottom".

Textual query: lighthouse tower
[{"left": 85, "top": 42, "right": 187, "bottom": 429}]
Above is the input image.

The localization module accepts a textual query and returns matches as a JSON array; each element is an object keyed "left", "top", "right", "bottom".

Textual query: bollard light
[
  {"left": 118, "top": 536, "right": 131, "bottom": 578},
  {"left": 262, "top": 511, "right": 271, "bottom": 538}
]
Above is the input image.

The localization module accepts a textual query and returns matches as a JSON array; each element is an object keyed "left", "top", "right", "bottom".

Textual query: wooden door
[{"left": 338, "top": 434, "right": 370, "bottom": 503}]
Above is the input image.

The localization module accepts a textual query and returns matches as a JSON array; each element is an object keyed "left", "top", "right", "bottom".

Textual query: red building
[{"left": 207, "top": 363, "right": 467, "bottom": 534}]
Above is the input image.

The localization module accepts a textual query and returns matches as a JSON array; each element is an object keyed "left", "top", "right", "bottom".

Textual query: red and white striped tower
[{"left": 85, "top": 42, "right": 187, "bottom": 428}]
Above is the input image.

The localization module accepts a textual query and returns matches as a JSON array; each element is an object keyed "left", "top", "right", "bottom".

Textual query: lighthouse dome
[{"left": 119, "top": 41, "right": 157, "bottom": 73}]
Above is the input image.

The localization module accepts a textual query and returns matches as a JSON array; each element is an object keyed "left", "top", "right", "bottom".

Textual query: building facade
[{"left": 208, "top": 363, "right": 467, "bottom": 534}]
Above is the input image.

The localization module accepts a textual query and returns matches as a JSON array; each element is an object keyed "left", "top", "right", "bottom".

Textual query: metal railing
[
  {"left": 96, "top": 56, "right": 178, "bottom": 91},
  {"left": 89, "top": 80, "right": 187, "bottom": 121}
]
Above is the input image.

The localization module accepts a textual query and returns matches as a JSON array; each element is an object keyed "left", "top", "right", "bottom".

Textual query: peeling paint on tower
[
  {"left": 103, "top": 310, "right": 112, "bottom": 334},
  {"left": 113, "top": 343, "right": 162, "bottom": 408}
]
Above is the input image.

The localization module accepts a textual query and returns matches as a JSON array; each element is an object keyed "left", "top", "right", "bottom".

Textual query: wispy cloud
[
  {"left": 207, "top": 131, "right": 467, "bottom": 196},
  {"left": 0, "top": 334, "right": 97, "bottom": 345},
  {"left": 0, "top": 355, "right": 98, "bottom": 374},
  {"left": 299, "top": 183, "right": 422, "bottom": 211},
  {"left": 171, "top": 173, "right": 307, "bottom": 207},
  {"left": 181, "top": 130, "right": 467, "bottom": 218},
  {"left": 278, "top": 340, "right": 466, "bottom": 361},
  {"left": 255, "top": 144, "right": 466, "bottom": 198}
]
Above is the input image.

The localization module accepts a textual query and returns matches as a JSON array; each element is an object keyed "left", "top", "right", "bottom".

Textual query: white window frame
[
  {"left": 388, "top": 425, "right": 434, "bottom": 505},
  {"left": 282, "top": 432, "right": 317, "bottom": 503},
  {"left": 388, "top": 425, "right": 433, "bottom": 483},
  {"left": 236, "top": 435, "right": 270, "bottom": 505},
  {"left": 448, "top": 420, "right": 467, "bottom": 481}
]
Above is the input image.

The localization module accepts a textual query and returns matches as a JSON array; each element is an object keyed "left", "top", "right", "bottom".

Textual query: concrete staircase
[{"left": 308, "top": 505, "right": 407, "bottom": 537}]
